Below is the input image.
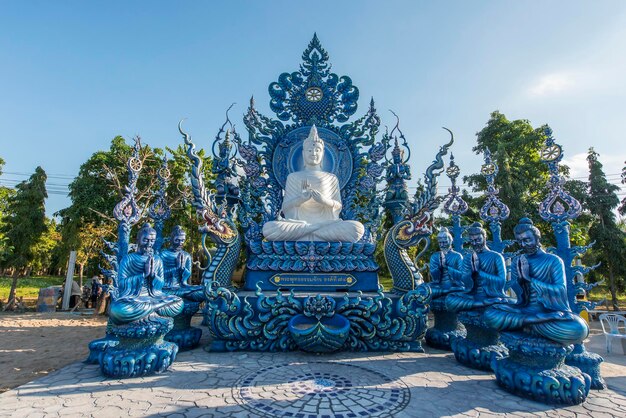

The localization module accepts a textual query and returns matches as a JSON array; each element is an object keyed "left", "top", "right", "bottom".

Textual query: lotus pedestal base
[
  {"left": 425, "top": 298, "right": 465, "bottom": 351},
  {"left": 494, "top": 332, "right": 591, "bottom": 405},
  {"left": 165, "top": 301, "right": 202, "bottom": 351},
  {"left": 451, "top": 310, "right": 507, "bottom": 371},
  {"left": 100, "top": 315, "right": 178, "bottom": 378}
]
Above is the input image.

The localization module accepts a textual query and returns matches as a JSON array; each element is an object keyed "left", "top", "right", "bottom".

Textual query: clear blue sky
[{"left": 1, "top": 1, "right": 625, "bottom": 216}]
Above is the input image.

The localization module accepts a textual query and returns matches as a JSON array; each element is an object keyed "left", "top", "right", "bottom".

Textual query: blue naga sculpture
[
  {"left": 383, "top": 129, "right": 454, "bottom": 293},
  {"left": 484, "top": 218, "right": 591, "bottom": 405},
  {"left": 177, "top": 34, "right": 456, "bottom": 353},
  {"left": 445, "top": 222, "right": 510, "bottom": 371},
  {"left": 538, "top": 128, "right": 605, "bottom": 389},
  {"left": 180, "top": 121, "right": 242, "bottom": 292}
]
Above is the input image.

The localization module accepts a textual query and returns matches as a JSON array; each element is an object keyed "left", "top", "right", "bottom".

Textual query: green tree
[
  {"left": 30, "top": 218, "right": 61, "bottom": 276},
  {"left": 0, "top": 157, "right": 16, "bottom": 267},
  {"left": 0, "top": 166, "right": 48, "bottom": 308},
  {"left": 584, "top": 148, "right": 626, "bottom": 310},
  {"left": 57, "top": 138, "right": 215, "bottom": 283},
  {"left": 618, "top": 162, "right": 626, "bottom": 216},
  {"left": 464, "top": 111, "right": 552, "bottom": 238}
]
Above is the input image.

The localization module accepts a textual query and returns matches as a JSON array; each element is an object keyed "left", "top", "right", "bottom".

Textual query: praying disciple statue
[
  {"left": 160, "top": 226, "right": 204, "bottom": 302},
  {"left": 445, "top": 222, "right": 509, "bottom": 312},
  {"left": 483, "top": 218, "right": 589, "bottom": 345},
  {"left": 262, "top": 125, "right": 365, "bottom": 242},
  {"left": 110, "top": 224, "right": 183, "bottom": 325},
  {"left": 429, "top": 228, "right": 466, "bottom": 299}
]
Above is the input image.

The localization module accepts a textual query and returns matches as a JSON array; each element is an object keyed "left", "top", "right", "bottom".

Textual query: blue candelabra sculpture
[
  {"left": 538, "top": 128, "right": 605, "bottom": 389},
  {"left": 86, "top": 137, "right": 143, "bottom": 364},
  {"left": 442, "top": 154, "right": 468, "bottom": 253},
  {"left": 479, "top": 148, "right": 514, "bottom": 255},
  {"left": 484, "top": 218, "right": 591, "bottom": 405},
  {"left": 148, "top": 157, "right": 204, "bottom": 350},
  {"left": 149, "top": 157, "right": 172, "bottom": 252}
]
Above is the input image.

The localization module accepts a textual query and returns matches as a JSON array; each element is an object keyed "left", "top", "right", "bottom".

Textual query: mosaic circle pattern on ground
[{"left": 233, "top": 361, "right": 410, "bottom": 418}]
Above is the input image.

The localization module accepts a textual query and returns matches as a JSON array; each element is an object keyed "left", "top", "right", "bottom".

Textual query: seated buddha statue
[
  {"left": 445, "top": 222, "right": 509, "bottom": 312},
  {"left": 484, "top": 218, "right": 589, "bottom": 346},
  {"left": 429, "top": 227, "right": 466, "bottom": 299},
  {"left": 262, "top": 125, "right": 365, "bottom": 242},
  {"left": 160, "top": 226, "right": 204, "bottom": 302},
  {"left": 109, "top": 224, "right": 183, "bottom": 325}
]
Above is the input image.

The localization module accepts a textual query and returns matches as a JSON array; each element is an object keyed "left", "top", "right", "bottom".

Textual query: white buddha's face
[{"left": 303, "top": 141, "right": 324, "bottom": 167}]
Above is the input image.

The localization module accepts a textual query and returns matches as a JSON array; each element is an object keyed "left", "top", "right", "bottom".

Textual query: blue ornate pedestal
[
  {"left": 100, "top": 315, "right": 179, "bottom": 378},
  {"left": 165, "top": 301, "right": 202, "bottom": 351},
  {"left": 204, "top": 285, "right": 429, "bottom": 353},
  {"left": 426, "top": 298, "right": 465, "bottom": 351},
  {"left": 86, "top": 326, "right": 119, "bottom": 364},
  {"left": 493, "top": 332, "right": 590, "bottom": 405},
  {"left": 451, "top": 310, "right": 507, "bottom": 371}
]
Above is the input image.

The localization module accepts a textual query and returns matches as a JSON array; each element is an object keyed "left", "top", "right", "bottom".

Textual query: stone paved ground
[
  {"left": 2, "top": 319, "right": 626, "bottom": 418},
  {"left": 1, "top": 342, "right": 625, "bottom": 418}
]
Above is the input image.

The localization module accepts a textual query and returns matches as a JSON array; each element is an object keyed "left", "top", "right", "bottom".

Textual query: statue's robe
[
  {"left": 429, "top": 249, "right": 465, "bottom": 299},
  {"left": 109, "top": 252, "right": 183, "bottom": 325},
  {"left": 445, "top": 248, "right": 509, "bottom": 312},
  {"left": 263, "top": 170, "right": 364, "bottom": 242},
  {"left": 484, "top": 249, "right": 589, "bottom": 345},
  {"left": 161, "top": 248, "right": 204, "bottom": 302}
]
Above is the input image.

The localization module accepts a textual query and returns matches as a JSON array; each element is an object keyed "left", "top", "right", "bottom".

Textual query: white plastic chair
[{"left": 599, "top": 313, "right": 626, "bottom": 354}]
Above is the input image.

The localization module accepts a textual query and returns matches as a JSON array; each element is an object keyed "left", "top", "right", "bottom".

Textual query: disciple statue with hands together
[
  {"left": 262, "top": 125, "right": 365, "bottom": 242},
  {"left": 484, "top": 218, "right": 589, "bottom": 345},
  {"left": 109, "top": 224, "right": 183, "bottom": 325},
  {"left": 160, "top": 226, "right": 204, "bottom": 302},
  {"left": 429, "top": 228, "right": 466, "bottom": 299},
  {"left": 445, "top": 222, "right": 509, "bottom": 312}
]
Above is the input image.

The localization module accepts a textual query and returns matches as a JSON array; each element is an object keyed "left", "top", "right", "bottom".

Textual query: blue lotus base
[
  {"left": 565, "top": 343, "right": 605, "bottom": 390},
  {"left": 86, "top": 322, "right": 119, "bottom": 364},
  {"left": 203, "top": 284, "right": 430, "bottom": 353},
  {"left": 451, "top": 310, "right": 507, "bottom": 371},
  {"left": 494, "top": 332, "right": 591, "bottom": 405},
  {"left": 425, "top": 298, "right": 465, "bottom": 351},
  {"left": 99, "top": 315, "right": 178, "bottom": 378},
  {"left": 165, "top": 301, "right": 202, "bottom": 351}
]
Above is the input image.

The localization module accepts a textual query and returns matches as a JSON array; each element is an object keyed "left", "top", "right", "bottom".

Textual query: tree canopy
[{"left": 583, "top": 148, "right": 626, "bottom": 309}]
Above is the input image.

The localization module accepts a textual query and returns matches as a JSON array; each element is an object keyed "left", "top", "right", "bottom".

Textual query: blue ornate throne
[{"left": 180, "top": 35, "right": 453, "bottom": 353}]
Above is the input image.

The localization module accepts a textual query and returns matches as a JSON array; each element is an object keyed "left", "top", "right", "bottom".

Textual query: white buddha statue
[{"left": 262, "top": 125, "right": 365, "bottom": 242}]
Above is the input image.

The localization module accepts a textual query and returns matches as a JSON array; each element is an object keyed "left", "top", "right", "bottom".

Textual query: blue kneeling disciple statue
[
  {"left": 110, "top": 224, "right": 183, "bottom": 325},
  {"left": 445, "top": 222, "right": 509, "bottom": 312},
  {"left": 160, "top": 225, "right": 204, "bottom": 302},
  {"left": 484, "top": 218, "right": 588, "bottom": 345},
  {"left": 484, "top": 218, "right": 591, "bottom": 405}
]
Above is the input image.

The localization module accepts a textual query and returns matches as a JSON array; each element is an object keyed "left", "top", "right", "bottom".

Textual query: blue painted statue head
[
  {"left": 137, "top": 223, "right": 157, "bottom": 255},
  {"left": 169, "top": 225, "right": 187, "bottom": 251},
  {"left": 437, "top": 227, "right": 453, "bottom": 251},
  {"left": 513, "top": 217, "right": 541, "bottom": 255},
  {"left": 467, "top": 222, "right": 487, "bottom": 252}
]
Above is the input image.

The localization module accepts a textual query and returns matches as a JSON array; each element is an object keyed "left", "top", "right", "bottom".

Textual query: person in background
[
  {"left": 70, "top": 280, "right": 82, "bottom": 309},
  {"left": 90, "top": 276, "right": 101, "bottom": 308}
]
